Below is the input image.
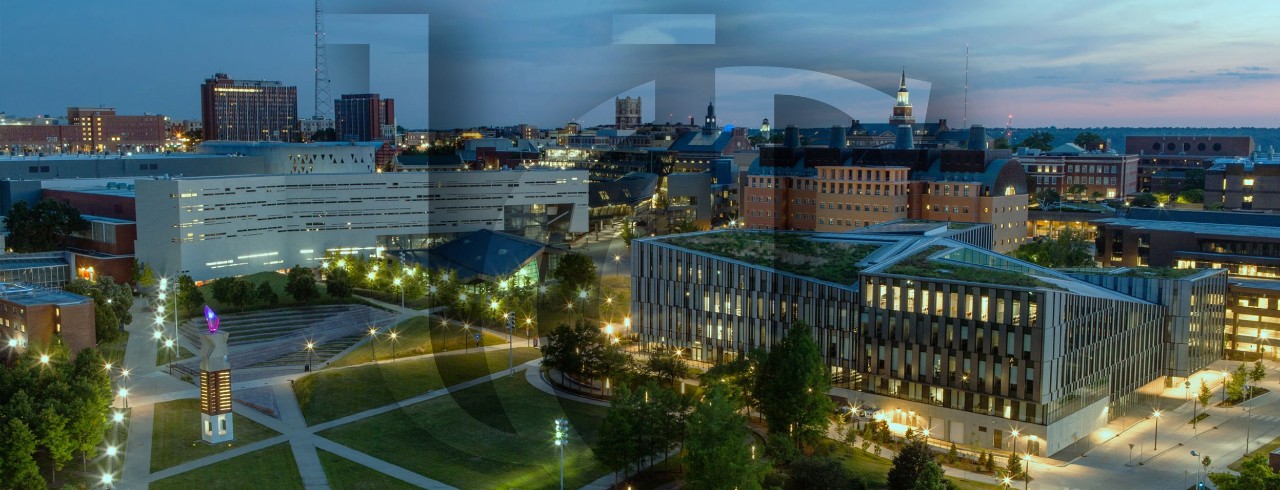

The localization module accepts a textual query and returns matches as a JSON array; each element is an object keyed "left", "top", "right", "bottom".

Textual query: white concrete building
[
  {"left": 135, "top": 170, "right": 588, "bottom": 281},
  {"left": 197, "top": 140, "right": 382, "bottom": 174}
]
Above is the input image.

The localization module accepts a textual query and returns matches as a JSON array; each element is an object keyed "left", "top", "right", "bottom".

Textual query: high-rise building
[
  {"left": 200, "top": 73, "right": 299, "bottom": 142},
  {"left": 334, "top": 94, "right": 395, "bottom": 142},
  {"left": 616, "top": 96, "right": 642, "bottom": 129}
]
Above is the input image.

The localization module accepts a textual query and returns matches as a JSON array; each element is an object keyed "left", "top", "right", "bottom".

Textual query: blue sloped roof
[
  {"left": 670, "top": 130, "right": 733, "bottom": 153},
  {"left": 405, "top": 229, "right": 545, "bottom": 281}
]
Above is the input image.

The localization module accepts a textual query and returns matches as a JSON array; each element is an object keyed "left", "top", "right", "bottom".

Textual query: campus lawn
[
  {"left": 149, "top": 443, "right": 303, "bottom": 490},
  {"left": 155, "top": 343, "right": 195, "bottom": 367},
  {"left": 294, "top": 347, "right": 542, "bottom": 425},
  {"left": 321, "top": 375, "right": 609, "bottom": 490},
  {"left": 824, "top": 440, "right": 1002, "bottom": 490},
  {"left": 149, "top": 399, "right": 280, "bottom": 472},
  {"left": 1229, "top": 434, "right": 1280, "bottom": 471},
  {"left": 326, "top": 316, "right": 508, "bottom": 368},
  {"left": 97, "top": 331, "right": 130, "bottom": 368},
  {"left": 316, "top": 449, "right": 421, "bottom": 490}
]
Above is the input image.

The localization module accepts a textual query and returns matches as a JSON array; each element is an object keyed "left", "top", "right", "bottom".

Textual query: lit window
[{"left": 1244, "top": 178, "right": 1255, "bottom": 186}]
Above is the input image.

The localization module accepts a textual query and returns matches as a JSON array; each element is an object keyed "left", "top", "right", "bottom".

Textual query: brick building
[
  {"left": 742, "top": 138, "right": 1030, "bottom": 251},
  {"left": 200, "top": 73, "right": 299, "bottom": 142},
  {"left": 1204, "top": 155, "right": 1280, "bottom": 211},
  {"left": 1126, "top": 135, "right": 1254, "bottom": 192},
  {"left": 1017, "top": 143, "right": 1138, "bottom": 200},
  {"left": 1, "top": 107, "right": 166, "bottom": 154},
  {"left": 0, "top": 283, "right": 95, "bottom": 355}
]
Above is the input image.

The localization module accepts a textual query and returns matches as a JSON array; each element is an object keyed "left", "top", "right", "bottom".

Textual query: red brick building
[
  {"left": 0, "top": 107, "right": 166, "bottom": 154},
  {"left": 1127, "top": 135, "right": 1254, "bottom": 192},
  {"left": 1017, "top": 143, "right": 1139, "bottom": 200},
  {"left": 42, "top": 184, "right": 138, "bottom": 284},
  {"left": 0, "top": 283, "right": 96, "bottom": 355}
]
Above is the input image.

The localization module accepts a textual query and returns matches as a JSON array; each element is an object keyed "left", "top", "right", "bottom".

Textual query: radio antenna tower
[
  {"left": 313, "top": 0, "right": 331, "bottom": 120},
  {"left": 963, "top": 44, "right": 969, "bottom": 129}
]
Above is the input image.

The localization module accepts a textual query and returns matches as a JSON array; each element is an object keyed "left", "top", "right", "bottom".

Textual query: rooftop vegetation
[
  {"left": 666, "top": 231, "right": 880, "bottom": 285},
  {"left": 1117, "top": 267, "right": 1205, "bottom": 279},
  {"left": 885, "top": 246, "right": 1064, "bottom": 290}
]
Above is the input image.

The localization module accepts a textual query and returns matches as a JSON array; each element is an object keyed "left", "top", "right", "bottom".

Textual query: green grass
[
  {"left": 1229, "top": 434, "right": 1280, "bottom": 471},
  {"left": 665, "top": 231, "right": 880, "bottom": 284},
  {"left": 295, "top": 347, "right": 543, "bottom": 425},
  {"left": 149, "top": 399, "right": 281, "bottom": 472},
  {"left": 326, "top": 316, "right": 508, "bottom": 368},
  {"left": 149, "top": 443, "right": 303, "bottom": 490},
  {"left": 97, "top": 331, "right": 130, "bottom": 368},
  {"left": 156, "top": 344, "right": 195, "bottom": 367},
  {"left": 316, "top": 449, "right": 421, "bottom": 490},
  {"left": 823, "top": 440, "right": 1001, "bottom": 490},
  {"left": 321, "top": 375, "right": 609, "bottom": 490}
]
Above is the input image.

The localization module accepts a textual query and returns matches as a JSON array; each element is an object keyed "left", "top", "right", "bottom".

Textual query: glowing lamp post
[
  {"left": 389, "top": 331, "right": 399, "bottom": 361},
  {"left": 368, "top": 328, "right": 379, "bottom": 363},
  {"left": 553, "top": 418, "right": 568, "bottom": 490},
  {"left": 305, "top": 341, "right": 315, "bottom": 372},
  {"left": 1153, "top": 410, "right": 1162, "bottom": 450},
  {"left": 118, "top": 387, "right": 128, "bottom": 409}
]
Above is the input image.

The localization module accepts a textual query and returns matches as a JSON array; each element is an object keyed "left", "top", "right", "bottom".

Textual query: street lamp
[
  {"left": 118, "top": 387, "right": 129, "bottom": 409},
  {"left": 389, "top": 331, "right": 399, "bottom": 361},
  {"left": 1011, "top": 429, "right": 1020, "bottom": 455},
  {"left": 613, "top": 254, "right": 621, "bottom": 276},
  {"left": 553, "top": 418, "right": 568, "bottom": 490},
  {"left": 101, "top": 472, "right": 114, "bottom": 488},
  {"left": 305, "top": 341, "right": 315, "bottom": 372},
  {"left": 1153, "top": 410, "right": 1162, "bottom": 450},
  {"left": 163, "top": 338, "right": 175, "bottom": 375},
  {"left": 40, "top": 354, "right": 50, "bottom": 365},
  {"left": 393, "top": 277, "right": 404, "bottom": 310},
  {"left": 1022, "top": 454, "right": 1031, "bottom": 490},
  {"left": 368, "top": 327, "right": 379, "bottom": 362},
  {"left": 463, "top": 323, "right": 472, "bottom": 353}
]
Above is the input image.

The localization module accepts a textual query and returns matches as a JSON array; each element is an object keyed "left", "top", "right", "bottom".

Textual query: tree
[
  {"left": 63, "top": 276, "right": 133, "bottom": 343},
  {"left": 1130, "top": 193, "right": 1158, "bottom": 208},
  {"left": 1228, "top": 363, "right": 1248, "bottom": 403},
  {"left": 645, "top": 349, "right": 687, "bottom": 387},
  {"left": 912, "top": 461, "right": 949, "bottom": 490},
  {"left": 620, "top": 220, "right": 637, "bottom": 247},
  {"left": 1177, "top": 189, "right": 1204, "bottom": 204},
  {"left": 888, "top": 439, "right": 934, "bottom": 490},
  {"left": 755, "top": 323, "right": 834, "bottom": 450},
  {"left": 540, "top": 322, "right": 609, "bottom": 385},
  {"left": 786, "top": 456, "right": 853, "bottom": 490},
  {"left": 1073, "top": 132, "right": 1105, "bottom": 151},
  {"left": 1209, "top": 454, "right": 1280, "bottom": 490},
  {"left": 671, "top": 217, "right": 703, "bottom": 234},
  {"left": 132, "top": 260, "right": 157, "bottom": 288},
  {"left": 1065, "top": 183, "right": 1088, "bottom": 201},
  {"left": 1152, "top": 191, "right": 1173, "bottom": 205},
  {"left": 1017, "top": 131, "right": 1054, "bottom": 152},
  {"left": 1183, "top": 168, "right": 1206, "bottom": 192},
  {"left": 1010, "top": 228, "right": 1094, "bottom": 268},
  {"left": 210, "top": 277, "right": 237, "bottom": 305},
  {"left": 993, "top": 137, "right": 1010, "bottom": 150},
  {"left": 1005, "top": 451, "right": 1023, "bottom": 480},
  {"left": 227, "top": 279, "right": 254, "bottom": 311},
  {"left": 552, "top": 254, "right": 596, "bottom": 294},
  {"left": 3, "top": 198, "right": 90, "bottom": 253},
  {"left": 1198, "top": 379, "right": 1213, "bottom": 408},
  {"left": 684, "top": 385, "right": 769, "bottom": 490},
  {"left": 285, "top": 266, "right": 319, "bottom": 303},
  {"left": 1250, "top": 360, "right": 1267, "bottom": 395},
  {"left": 0, "top": 418, "right": 45, "bottom": 489},
  {"left": 177, "top": 275, "right": 204, "bottom": 316},
  {"left": 596, "top": 385, "right": 638, "bottom": 483},
  {"left": 36, "top": 406, "right": 74, "bottom": 481},
  {"left": 326, "top": 267, "right": 353, "bottom": 299},
  {"left": 256, "top": 281, "right": 279, "bottom": 307}
]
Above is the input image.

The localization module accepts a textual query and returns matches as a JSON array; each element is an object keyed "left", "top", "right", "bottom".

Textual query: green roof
[
  {"left": 665, "top": 231, "right": 880, "bottom": 285},
  {"left": 884, "top": 246, "right": 1064, "bottom": 290}
]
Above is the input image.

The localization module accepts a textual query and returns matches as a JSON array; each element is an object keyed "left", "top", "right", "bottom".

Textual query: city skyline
[{"left": 3, "top": 1, "right": 1280, "bottom": 129}]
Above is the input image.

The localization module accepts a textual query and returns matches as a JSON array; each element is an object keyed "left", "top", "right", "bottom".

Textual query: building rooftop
[
  {"left": 1095, "top": 212, "right": 1280, "bottom": 240},
  {"left": 402, "top": 229, "right": 546, "bottom": 282},
  {"left": 82, "top": 214, "right": 134, "bottom": 224},
  {"left": 661, "top": 231, "right": 886, "bottom": 286},
  {"left": 0, "top": 252, "right": 70, "bottom": 272},
  {"left": 0, "top": 282, "right": 90, "bottom": 306},
  {"left": 0, "top": 152, "right": 246, "bottom": 162}
]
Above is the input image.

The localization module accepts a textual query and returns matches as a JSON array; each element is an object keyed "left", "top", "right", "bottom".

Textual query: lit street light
[
  {"left": 40, "top": 354, "right": 50, "bottom": 365},
  {"left": 118, "top": 387, "right": 129, "bottom": 409},
  {"left": 389, "top": 331, "right": 399, "bottom": 360},
  {"left": 1011, "top": 429, "right": 1020, "bottom": 455},
  {"left": 553, "top": 418, "right": 568, "bottom": 490},
  {"left": 1022, "top": 454, "right": 1032, "bottom": 490},
  {"left": 613, "top": 254, "right": 621, "bottom": 276},
  {"left": 1153, "top": 410, "right": 1162, "bottom": 450},
  {"left": 305, "top": 341, "right": 315, "bottom": 372},
  {"left": 163, "top": 338, "right": 175, "bottom": 374},
  {"left": 368, "top": 328, "right": 379, "bottom": 362}
]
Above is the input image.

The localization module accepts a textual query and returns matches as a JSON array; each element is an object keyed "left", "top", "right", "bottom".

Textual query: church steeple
[
  {"left": 702, "top": 98, "right": 718, "bottom": 134},
  {"left": 890, "top": 68, "right": 915, "bottom": 149}
]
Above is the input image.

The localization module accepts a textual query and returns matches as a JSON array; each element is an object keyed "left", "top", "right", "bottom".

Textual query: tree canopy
[
  {"left": 888, "top": 438, "right": 935, "bottom": 490},
  {"left": 684, "top": 385, "right": 770, "bottom": 490},
  {"left": 64, "top": 276, "right": 133, "bottom": 343},
  {"left": 1010, "top": 228, "right": 1095, "bottom": 268},
  {"left": 755, "top": 323, "right": 834, "bottom": 449},
  {"left": 1073, "top": 132, "right": 1104, "bottom": 151},
  {"left": 285, "top": 265, "right": 320, "bottom": 303},
  {"left": 3, "top": 198, "right": 90, "bottom": 253},
  {"left": 1018, "top": 131, "right": 1055, "bottom": 152},
  {"left": 552, "top": 254, "right": 597, "bottom": 294}
]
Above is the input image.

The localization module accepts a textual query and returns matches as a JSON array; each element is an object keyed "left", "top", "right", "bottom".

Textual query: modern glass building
[{"left": 632, "top": 225, "right": 1223, "bottom": 456}]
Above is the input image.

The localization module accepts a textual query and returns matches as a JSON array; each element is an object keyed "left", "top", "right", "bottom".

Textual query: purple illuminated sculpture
[{"left": 204, "top": 305, "right": 220, "bottom": 333}]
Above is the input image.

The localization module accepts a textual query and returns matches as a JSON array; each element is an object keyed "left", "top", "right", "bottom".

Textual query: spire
[{"left": 899, "top": 68, "right": 908, "bottom": 92}]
